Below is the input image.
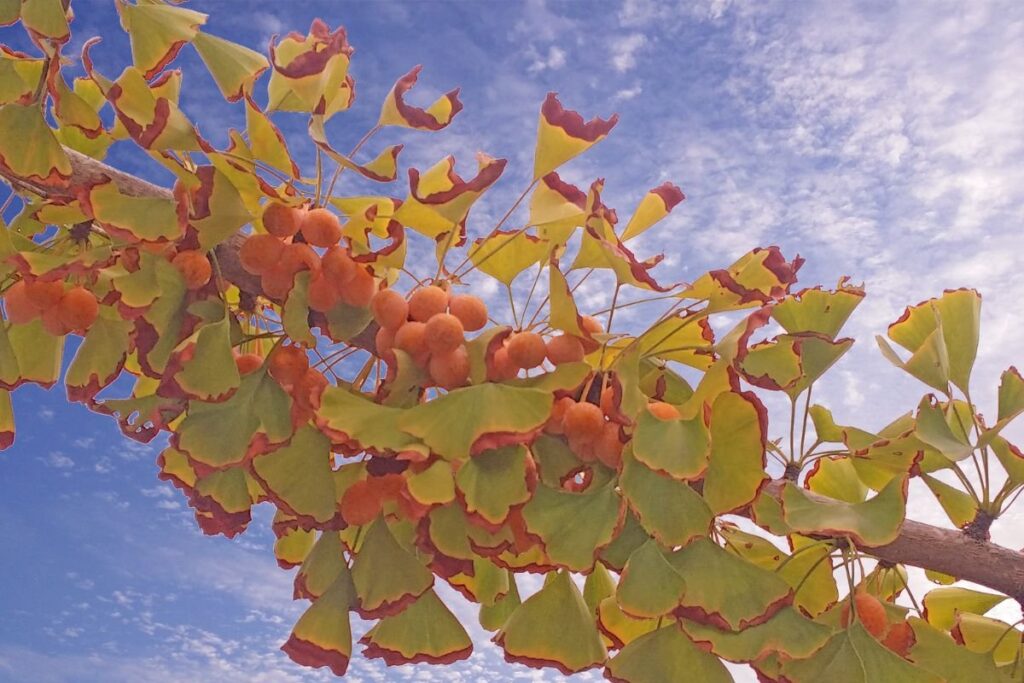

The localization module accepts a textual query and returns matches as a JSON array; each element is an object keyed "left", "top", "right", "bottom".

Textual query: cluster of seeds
[
  {"left": 371, "top": 284, "right": 488, "bottom": 390},
  {"left": 239, "top": 201, "right": 376, "bottom": 307},
  {"left": 4, "top": 279, "right": 99, "bottom": 335},
  {"left": 233, "top": 345, "right": 328, "bottom": 424},
  {"left": 488, "top": 315, "right": 604, "bottom": 382}
]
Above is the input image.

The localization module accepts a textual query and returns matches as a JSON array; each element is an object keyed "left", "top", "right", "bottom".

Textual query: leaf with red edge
[
  {"left": 115, "top": 0, "right": 206, "bottom": 79},
  {"left": 495, "top": 570, "right": 606, "bottom": 675},
  {"left": 318, "top": 385, "right": 429, "bottom": 459},
  {"left": 193, "top": 32, "right": 268, "bottom": 102},
  {"left": 572, "top": 209, "right": 671, "bottom": 292},
  {"left": 379, "top": 65, "right": 463, "bottom": 131},
  {"left": 19, "top": 0, "right": 70, "bottom": 44},
  {"left": 267, "top": 19, "right": 353, "bottom": 117},
  {"left": 635, "top": 312, "right": 716, "bottom": 370},
  {"left": 190, "top": 466, "right": 257, "bottom": 538},
  {"left": 782, "top": 622, "right": 939, "bottom": 682},
  {"left": 467, "top": 230, "right": 550, "bottom": 286},
  {"left": 399, "top": 383, "right": 551, "bottom": 461},
  {"left": 620, "top": 182, "right": 685, "bottom": 242},
  {"left": 65, "top": 312, "right": 132, "bottom": 403},
  {"left": 521, "top": 479, "right": 623, "bottom": 572},
  {"left": 533, "top": 93, "right": 618, "bottom": 180},
  {"left": 0, "top": 389, "right": 13, "bottom": 449},
  {"left": 179, "top": 166, "right": 252, "bottom": 250},
  {"left": 631, "top": 408, "right": 709, "bottom": 481},
  {"left": 619, "top": 447, "right": 712, "bottom": 547},
  {"left": 295, "top": 531, "right": 349, "bottom": 601},
  {"left": 351, "top": 516, "right": 434, "bottom": 619},
  {"left": 243, "top": 96, "right": 298, "bottom": 177},
  {"left": 681, "top": 607, "right": 833, "bottom": 664},
  {"left": 480, "top": 571, "right": 521, "bottom": 631},
  {"left": 250, "top": 426, "right": 337, "bottom": 527},
  {"left": 282, "top": 574, "right": 354, "bottom": 677},
  {"left": 169, "top": 313, "right": 241, "bottom": 402},
  {"left": 308, "top": 115, "right": 402, "bottom": 183},
  {"left": 616, "top": 540, "right": 686, "bottom": 619},
  {"left": 702, "top": 390, "right": 768, "bottom": 515},
  {"left": 274, "top": 527, "right": 315, "bottom": 569},
  {"left": 529, "top": 172, "right": 587, "bottom": 244},
  {"left": 1, "top": 319, "right": 62, "bottom": 390},
  {"left": 681, "top": 247, "right": 804, "bottom": 312},
  {"left": 668, "top": 538, "right": 793, "bottom": 631},
  {"left": 605, "top": 622, "right": 732, "bottom": 683},
  {"left": 0, "top": 103, "right": 72, "bottom": 188},
  {"left": 771, "top": 279, "right": 865, "bottom": 339},
  {"left": 360, "top": 589, "right": 473, "bottom": 665},
  {"left": 779, "top": 476, "right": 908, "bottom": 547},
  {"left": 456, "top": 445, "right": 532, "bottom": 526}
]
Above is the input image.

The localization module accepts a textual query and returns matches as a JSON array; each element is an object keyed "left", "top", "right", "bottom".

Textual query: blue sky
[{"left": 1, "top": 0, "right": 1023, "bottom": 681}]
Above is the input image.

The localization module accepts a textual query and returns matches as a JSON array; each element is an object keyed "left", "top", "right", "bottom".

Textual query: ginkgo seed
[
  {"left": 268, "top": 345, "right": 309, "bottom": 387},
  {"left": 429, "top": 346, "right": 470, "bottom": 390},
  {"left": 408, "top": 285, "right": 448, "bottom": 322},
  {"left": 506, "top": 331, "right": 547, "bottom": 370},
  {"left": 881, "top": 620, "right": 914, "bottom": 656},
  {"left": 487, "top": 345, "right": 518, "bottom": 381},
  {"left": 322, "top": 246, "right": 357, "bottom": 287},
  {"left": 172, "top": 250, "right": 213, "bottom": 290},
  {"left": 307, "top": 273, "right": 340, "bottom": 312},
  {"left": 579, "top": 315, "right": 603, "bottom": 352},
  {"left": 56, "top": 286, "right": 99, "bottom": 332},
  {"left": 338, "top": 266, "right": 376, "bottom": 308},
  {"left": 4, "top": 281, "right": 39, "bottom": 324},
  {"left": 234, "top": 353, "right": 263, "bottom": 375},
  {"left": 648, "top": 401, "right": 681, "bottom": 420},
  {"left": 546, "top": 395, "right": 575, "bottom": 435},
  {"left": 594, "top": 421, "right": 624, "bottom": 468},
  {"left": 546, "top": 334, "right": 584, "bottom": 365},
  {"left": 841, "top": 592, "right": 889, "bottom": 639},
  {"left": 563, "top": 401, "right": 605, "bottom": 444},
  {"left": 448, "top": 294, "right": 488, "bottom": 331},
  {"left": 425, "top": 313, "right": 464, "bottom": 355},
  {"left": 240, "top": 234, "right": 285, "bottom": 275},
  {"left": 280, "top": 242, "right": 321, "bottom": 279},
  {"left": 262, "top": 201, "right": 301, "bottom": 238},
  {"left": 300, "top": 207, "right": 342, "bottom": 248},
  {"left": 340, "top": 480, "right": 381, "bottom": 526},
  {"left": 394, "top": 321, "right": 428, "bottom": 358},
  {"left": 371, "top": 289, "right": 409, "bottom": 331},
  {"left": 25, "top": 279, "right": 65, "bottom": 310}
]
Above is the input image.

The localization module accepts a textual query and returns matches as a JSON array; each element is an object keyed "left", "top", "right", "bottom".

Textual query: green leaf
[
  {"left": 548, "top": 263, "right": 583, "bottom": 335},
  {"left": 997, "top": 367, "right": 1024, "bottom": 425},
  {"left": 915, "top": 396, "right": 972, "bottom": 461},
  {"left": 6, "top": 319, "right": 62, "bottom": 388},
  {"left": 522, "top": 480, "right": 623, "bottom": 572},
  {"left": 65, "top": 312, "right": 132, "bottom": 402},
  {"left": 174, "top": 313, "right": 240, "bottom": 402},
  {"left": 467, "top": 230, "right": 550, "bottom": 286},
  {"left": 318, "top": 386, "right": 428, "bottom": 458},
  {"left": 406, "top": 460, "right": 455, "bottom": 506},
  {"left": 782, "top": 622, "right": 940, "bottom": 682},
  {"left": 619, "top": 447, "right": 712, "bottom": 547},
  {"left": 605, "top": 623, "right": 732, "bottom": 683},
  {"left": 923, "top": 587, "right": 1007, "bottom": 631},
  {"left": 0, "top": 103, "right": 72, "bottom": 186},
  {"left": 283, "top": 272, "right": 315, "bottom": 347},
  {"left": 455, "top": 445, "right": 531, "bottom": 525},
  {"left": 990, "top": 434, "right": 1024, "bottom": 487},
  {"left": 920, "top": 474, "right": 977, "bottom": 528},
  {"left": 908, "top": 617, "right": 1010, "bottom": 682},
  {"left": 116, "top": 0, "right": 206, "bottom": 78},
  {"left": 250, "top": 427, "right": 337, "bottom": 526},
  {"left": 680, "top": 247, "right": 801, "bottom": 312},
  {"left": 87, "top": 179, "right": 181, "bottom": 243},
  {"left": 495, "top": 570, "right": 606, "bottom": 675},
  {"left": 806, "top": 456, "right": 868, "bottom": 504},
  {"left": 631, "top": 408, "right": 709, "bottom": 481},
  {"left": 295, "top": 532, "right": 349, "bottom": 600},
  {"left": 193, "top": 32, "right": 268, "bottom": 102},
  {"left": 281, "top": 574, "right": 354, "bottom": 676},
  {"left": 616, "top": 540, "right": 686, "bottom": 619},
  {"left": 187, "top": 167, "right": 252, "bottom": 250},
  {"left": 360, "top": 589, "right": 472, "bottom": 665},
  {"left": 351, "top": 517, "right": 433, "bottom": 618},
  {"left": 636, "top": 313, "right": 715, "bottom": 370},
  {"left": 583, "top": 562, "right": 616, "bottom": 616},
  {"left": 399, "top": 383, "right": 552, "bottom": 461},
  {"left": 703, "top": 391, "right": 768, "bottom": 514},
  {"left": 780, "top": 477, "right": 908, "bottom": 547},
  {"left": 274, "top": 527, "right": 315, "bottom": 569},
  {"left": 682, "top": 606, "right": 833, "bottom": 662},
  {"left": 771, "top": 281, "right": 865, "bottom": 339},
  {"left": 952, "top": 613, "right": 1022, "bottom": 666},
  {"left": 669, "top": 538, "right": 793, "bottom": 631}
]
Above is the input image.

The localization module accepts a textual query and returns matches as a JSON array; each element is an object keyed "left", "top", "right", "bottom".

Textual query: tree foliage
[{"left": 0, "top": 2, "right": 1022, "bottom": 680}]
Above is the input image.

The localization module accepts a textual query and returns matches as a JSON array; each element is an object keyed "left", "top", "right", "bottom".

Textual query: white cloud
[
  {"left": 612, "top": 83, "right": 643, "bottom": 101},
  {"left": 527, "top": 45, "right": 567, "bottom": 73},
  {"left": 43, "top": 451, "right": 74, "bottom": 469},
  {"left": 610, "top": 33, "right": 647, "bottom": 72}
]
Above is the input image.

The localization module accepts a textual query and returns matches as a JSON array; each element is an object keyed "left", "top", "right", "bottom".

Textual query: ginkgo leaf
[
  {"left": 529, "top": 172, "right": 586, "bottom": 243},
  {"left": 309, "top": 115, "right": 403, "bottom": 183},
  {"left": 619, "top": 447, "right": 712, "bottom": 547},
  {"left": 669, "top": 538, "right": 793, "bottom": 631},
  {"left": 583, "top": 562, "right": 616, "bottom": 617},
  {"left": 406, "top": 460, "right": 455, "bottom": 506},
  {"left": 399, "top": 383, "right": 552, "bottom": 461},
  {"left": 495, "top": 570, "right": 607, "bottom": 675},
  {"left": 115, "top": 0, "right": 206, "bottom": 79},
  {"left": 922, "top": 587, "right": 1007, "bottom": 631},
  {"left": 394, "top": 154, "right": 506, "bottom": 239},
  {"left": 170, "top": 314, "right": 240, "bottom": 402},
  {"left": 455, "top": 445, "right": 532, "bottom": 525},
  {"left": 597, "top": 596, "right": 658, "bottom": 649},
  {"left": 65, "top": 312, "right": 132, "bottom": 403},
  {"left": 771, "top": 279, "right": 865, "bottom": 339},
  {"left": 681, "top": 247, "right": 803, "bottom": 312},
  {"left": 605, "top": 622, "right": 732, "bottom": 683},
  {"left": 702, "top": 391, "right": 768, "bottom": 515},
  {"left": 951, "top": 612, "right": 1022, "bottom": 666},
  {"left": 781, "top": 622, "right": 940, "bottom": 682},
  {"left": 521, "top": 480, "right": 623, "bottom": 572},
  {"left": 805, "top": 455, "right": 868, "bottom": 503},
  {"left": 93, "top": 64, "right": 201, "bottom": 151},
  {"left": 282, "top": 574, "right": 354, "bottom": 676},
  {"left": 351, "top": 516, "right": 434, "bottom": 618},
  {"left": 0, "top": 389, "right": 13, "bottom": 449},
  {"left": 318, "top": 386, "right": 427, "bottom": 458},
  {"left": 0, "top": 103, "right": 72, "bottom": 187},
  {"left": 914, "top": 395, "right": 972, "bottom": 461},
  {"left": 2, "top": 319, "right": 62, "bottom": 389},
  {"left": 182, "top": 166, "right": 253, "bottom": 250},
  {"left": 631, "top": 408, "right": 709, "bottom": 481},
  {"left": 635, "top": 313, "right": 716, "bottom": 370},
  {"left": 997, "top": 366, "right": 1024, "bottom": 426},
  {"left": 267, "top": 19, "right": 353, "bottom": 116},
  {"left": 378, "top": 65, "right": 463, "bottom": 131},
  {"left": 250, "top": 427, "right": 337, "bottom": 527},
  {"left": 274, "top": 527, "right": 315, "bottom": 569},
  {"left": 548, "top": 262, "right": 584, "bottom": 335},
  {"left": 294, "top": 532, "right": 349, "bottom": 601},
  {"left": 244, "top": 96, "right": 298, "bottom": 177},
  {"left": 682, "top": 607, "right": 833, "bottom": 663},
  {"left": 193, "top": 32, "right": 268, "bottom": 102},
  {"left": 479, "top": 571, "right": 521, "bottom": 631},
  {"left": 467, "top": 230, "right": 550, "bottom": 286},
  {"left": 190, "top": 466, "right": 257, "bottom": 537},
  {"left": 533, "top": 93, "right": 618, "bottom": 180},
  {"left": 20, "top": 0, "right": 70, "bottom": 43},
  {"left": 620, "top": 182, "right": 685, "bottom": 242},
  {"left": 921, "top": 474, "right": 977, "bottom": 529},
  {"left": 909, "top": 617, "right": 1010, "bottom": 682},
  {"left": 779, "top": 477, "right": 908, "bottom": 547},
  {"left": 361, "top": 589, "right": 473, "bottom": 665},
  {"left": 616, "top": 540, "right": 686, "bottom": 619}
]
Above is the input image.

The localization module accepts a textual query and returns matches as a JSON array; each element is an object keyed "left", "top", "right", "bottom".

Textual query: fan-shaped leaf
[
  {"left": 351, "top": 517, "right": 433, "bottom": 618},
  {"left": 605, "top": 623, "right": 732, "bottom": 683}
]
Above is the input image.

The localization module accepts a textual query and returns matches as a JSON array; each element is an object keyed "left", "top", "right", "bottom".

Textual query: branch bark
[{"left": 3, "top": 148, "right": 1023, "bottom": 600}]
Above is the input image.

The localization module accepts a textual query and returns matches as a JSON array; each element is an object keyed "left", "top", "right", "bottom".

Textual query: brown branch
[{"left": 4, "top": 148, "right": 1024, "bottom": 599}]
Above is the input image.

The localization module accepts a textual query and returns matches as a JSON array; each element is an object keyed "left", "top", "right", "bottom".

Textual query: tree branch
[{"left": 3, "top": 148, "right": 1023, "bottom": 600}]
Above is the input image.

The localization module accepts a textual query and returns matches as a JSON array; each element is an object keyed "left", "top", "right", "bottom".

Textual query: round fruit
[
  {"left": 338, "top": 266, "right": 376, "bottom": 307},
  {"left": 56, "top": 286, "right": 98, "bottom": 331},
  {"left": 300, "top": 207, "right": 342, "bottom": 247},
  {"left": 546, "top": 396, "right": 575, "bottom": 434},
  {"left": 234, "top": 353, "right": 263, "bottom": 375},
  {"left": 882, "top": 621, "right": 914, "bottom": 655},
  {"left": 448, "top": 294, "right": 488, "bottom": 331},
  {"left": 4, "top": 281, "right": 39, "bottom": 324},
  {"left": 260, "top": 264, "right": 293, "bottom": 300},
  {"left": 841, "top": 592, "right": 888, "bottom": 638},
  {"left": 307, "top": 273, "right": 340, "bottom": 312},
  {"left": 569, "top": 433, "right": 598, "bottom": 463},
  {"left": 322, "top": 246, "right": 356, "bottom": 287},
  {"left": 408, "top": 285, "right": 448, "bottom": 322},
  {"left": 239, "top": 234, "right": 284, "bottom": 275},
  {"left": 487, "top": 345, "right": 518, "bottom": 381},
  {"left": 268, "top": 345, "right": 309, "bottom": 386},
  {"left": 594, "top": 422, "right": 624, "bottom": 468},
  {"left": 563, "top": 401, "right": 605, "bottom": 444},
  {"left": 506, "top": 331, "right": 547, "bottom": 370},
  {"left": 41, "top": 306, "right": 71, "bottom": 336},
  {"left": 580, "top": 315, "right": 603, "bottom": 353},
  {"left": 294, "top": 367, "right": 328, "bottom": 410},
  {"left": 262, "top": 201, "right": 301, "bottom": 238},
  {"left": 648, "top": 401, "right": 681, "bottom": 420},
  {"left": 375, "top": 326, "right": 396, "bottom": 364},
  {"left": 172, "top": 250, "right": 212, "bottom": 290},
  {"left": 394, "top": 321, "right": 428, "bottom": 357},
  {"left": 340, "top": 480, "right": 381, "bottom": 526},
  {"left": 429, "top": 346, "right": 470, "bottom": 389},
  {"left": 425, "top": 313, "right": 464, "bottom": 355},
  {"left": 371, "top": 289, "right": 409, "bottom": 331},
  {"left": 546, "top": 334, "right": 584, "bottom": 365},
  {"left": 280, "top": 242, "right": 321, "bottom": 279},
  {"left": 25, "top": 280, "right": 64, "bottom": 310}
]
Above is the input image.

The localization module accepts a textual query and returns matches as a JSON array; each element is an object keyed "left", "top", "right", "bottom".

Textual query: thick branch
[{"left": 4, "top": 148, "right": 1024, "bottom": 599}]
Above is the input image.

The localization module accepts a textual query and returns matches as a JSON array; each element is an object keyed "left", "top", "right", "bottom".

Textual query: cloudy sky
[{"left": 1, "top": 0, "right": 1023, "bottom": 681}]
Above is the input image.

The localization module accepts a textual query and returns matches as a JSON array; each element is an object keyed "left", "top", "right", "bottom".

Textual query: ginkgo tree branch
[{"left": 4, "top": 147, "right": 1024, "bottom": 602}]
